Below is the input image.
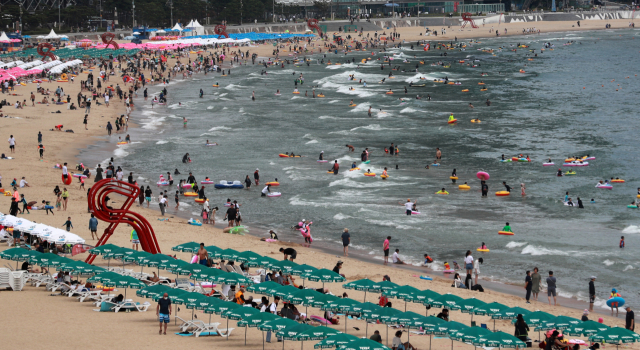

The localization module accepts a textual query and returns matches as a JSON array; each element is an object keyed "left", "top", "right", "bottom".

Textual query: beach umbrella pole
[
  {"left": 227, "top": 317, "right": 229, "bottom": 341},
  {"left": 245, "top": 325, "right": 247, "bottom": 345},
  {"left": 262, "top": 331, "right": 265, "bottom": 350}
]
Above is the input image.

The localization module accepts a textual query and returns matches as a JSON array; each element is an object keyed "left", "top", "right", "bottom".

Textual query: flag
[{"left": 72, "top": 244, "right": 93, "bottom": 256}]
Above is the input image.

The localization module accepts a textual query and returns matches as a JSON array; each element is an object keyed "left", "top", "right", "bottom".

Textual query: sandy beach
[{"left": 1, "top": 18, "right": 639, "bottom": 350}]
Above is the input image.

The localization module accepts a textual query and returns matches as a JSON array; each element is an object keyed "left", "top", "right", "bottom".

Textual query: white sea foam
[
  {"left": 156, "top": 140, "right": 169, "bottom": 145},
  {"left": 622, "top": 225, "right": 640, "bottom": 234},
  {"left": 400, "top": 107, "right": 418, "bottom": 114},
  {"left": 327, "top": 100, "right": 340, "bottom": 104},
  {"left": 506, "top": 241, "right": 527, "bottom": 248},
  {"left": 520, "top": 245, "right": 585, "bottom": 256},
  {"left": 603, "top": 259, "right": 615, "bottom": 266},
  {"left": 141, "top": 116, "right": 165, "bottom": 130},
  {"left": 623, "top": 265, "right": 635, "bottom": 271},
  {"left": 113, "top": 148, "right": 129, "bottom": 158},
  {"left": 207, "top": 106, "right": 214, "bottom": 110},
  {"left": 305, "top": 140, "right": 318, "bottom": 144},
  {"left": 334, "top": 213, "right": 350, "bottom": 220},
  {"left": 208, "top": 126, "right": 231, "bottom": 132}
]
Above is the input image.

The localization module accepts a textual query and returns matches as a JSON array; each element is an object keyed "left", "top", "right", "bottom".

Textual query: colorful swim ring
[
  {"left": 362, "top": 160, "right": 370, "bottom": 164},
  {"left": 157, "top": 182, "right": 170, "bottom": 186},
  {"left": 317, "top": 94, "right": 325, "bottom": 97},
  {"left": 56, "top": 80, "right": 68, "bottom": 83},
  {"left": 117, "top": 142, "right": 128, "bottom": 145},
  {"left": 212, "top": 84, "right": 219, "bottom": 87},
  {"left": 450, "top": 176, "right": 458, "bottom": 180},
  {"left": 448, "top": 119, "right": 457, "bottom": 124},
  {"left": 459, "top": 185, "right": 470, "bottom": 190},
  {"left": 480, "top": 88, "right": 488, "bottom": 91},
  {"left": 611, "top": 179, "right": 625, "bottom": 183},
  {"left": 564, "top": 171, "right": 576, "bottom": 176},
  {"left": 60, "top": 73, "right": 68, "bottom": 80},
  {"left": 386, "top": 91, "right": 394, "bottom": 95},
  {"left": 495, "top": 191, "right": 510, "bottom": 196},
  {"left": 596, "top": 184, "right": 613, "bottom": 190},
  {"left": 267, "top": 192, "right": 281, "bottom": 197},
  {"left": 201, "top": 181, "right": 215, "bottom": 184},
  {"left": 380, "top": 175, "right": 389, "bottom": 179},
  {"left": 349, "top": 168, "right": 360, "bottom": 171},
  {"left": 349, "top": 104, "right": 357, "bottom": 107},
  {"left": 411, "top": 211, "right": 421, "bottom": 215},
  {"left": 477, "top": 248, "right": 490, "bottom": 252},
  {"left": 606, "top": 297, "right": 625, "bottom": 308},
  {"left": 435, "top": 191, "right": 449, "bottom": 195},
  {"left": 183, "top": 192, "right": 198, "bottom": 197},
  {"left": 188, "top": 219, "right": 202, "bottom": 226},
  {"left": 461, "top": 89, "right": 469, "bottom": 92},
  {"left": 498, "top": 231, "right": 514, "bottom": 235},
  {"left": 364, "top": 173, "right": 376, "bottom": 177},
  {"left": 194, "top": 198, "right": 205, "bottom": 203},
  {"left": 292, "top": 91, "right": 300, "bottom": 94},
  {"left": 543, "top": 162, "right": 555, "bottom": 166},
  {"left": 181, "top": 184, "right": 193, "bottom": 189},
  {"left": 628, "top": 205, "right": 638, "bottom": 209},
  {"left": 62, "top": 174, "right": 72, "bottom": 185},
  {"left": 72, "top": 174, "right": 87, "bottom": 178},
  {"left": 476, "top": 171, "right": 490, "bottom": 180}
]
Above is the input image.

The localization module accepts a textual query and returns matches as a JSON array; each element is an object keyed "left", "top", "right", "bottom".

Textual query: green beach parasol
[
  {"left": 430, "top": 293, "right": 465, "bottom": 311},
  {"left": 136, "top": 284, "right": 171, "bottom": 298},
  {"left": 87, "top": 243, "right": 120, "bottom": 255},
  {"left": 589, "top": 326, "right": 640, "bottom": 346},
  {"left": 313, "top": 333, "right": 358, "bottom": 349},
  {"left": 219, "top": 248, "right": 241, "bottom": 260},
  {"left": 564, "top": 320, "right": 610, "bottom": 336},
  {"left": 368, "top": 280, "right": 399, "bottom": 293},
  {"left": 339, "top": 338, "right": 391, "bottom": 350},
  {"left": 235, "top": 251, "right": 264, "bottom": 267},
  {"left": 342, "top": 278, "right": 376, "bottom": 302},
  {"left": 290, "top": 264, "right": 318, "bottom": 277},
  {"left": 383, "top": 285, "right": 421, "bottom": 311},
  {"left": 171, "top": 241, "right": 200, "bottom": 252},
  {"left": 247, "top": 281, "right": 282, "bottom": 295},
  {"left": 492, "top": 306, "right": 532, "bottom": 320},
  {"left": 472, "top": 331, "right": 527, "bottom": 348},
  {"left": 535, "top": 315, "right": 581, "bottom": 331}
]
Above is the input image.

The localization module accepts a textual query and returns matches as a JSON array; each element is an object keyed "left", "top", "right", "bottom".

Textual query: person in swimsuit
[{"left": 197, "top": 243, "right": 209, "bottom": 266}]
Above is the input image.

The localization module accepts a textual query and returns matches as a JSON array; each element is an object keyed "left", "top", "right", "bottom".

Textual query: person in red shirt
[{"left": 383, "top": 236, "right": 390, "bottom": 264}]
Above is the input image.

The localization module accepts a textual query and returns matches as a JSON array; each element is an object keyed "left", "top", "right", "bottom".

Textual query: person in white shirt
[
  {"left": 203, "top": 199, "right": 210, "bottom": 213},
  {"left": 473, "top": 257, "right": 483, "bottom": 285},
  {"left": 116, "top": 169, "right": 123, "bottom": 181},
  {"left": 402, "top": 198, "right": 415, "bottom": 215},
  {"left": 464, "top": 250, "right": 474, "bottom": 275},
  {"left": 19, "top": 177, "right": 30, "bottom": 188},
  {"left": 8, "top": 135, "right": 16, "bottom": 153},
  {"left": 265, "top": 296, "right": 280, "bottom": 342},
  {"left": 159, "top": 195, "right": 167, "bottom": 216},
  {"left": 392, "top": 249, "right": 405, "bottom": 264},
  {"left": 104, "top": 93, "right": 109, "bottom": 107}
]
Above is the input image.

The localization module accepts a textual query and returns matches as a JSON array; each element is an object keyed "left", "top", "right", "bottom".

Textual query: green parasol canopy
[
  {"left": 290, "top": 264, "right": 318, "bottom": 277},
  {"left": 122, "top": 251, "right": 152, "bottom": 263},
  {"left": 589, "top": 326, "right": 640, "bottom": 344},
  {"left": 285, "top": 288, "right": 325, "bottom": 305},
  {"left": 29, "top": 252, "right": 63, "bottom": 267},
  {"left": 219, "top": 248, "right": 241, "bottom": 260},
  {"left": 303, "top": 268, "right": 345, "bottom": 283},
  {"left": 103, "top": 247, "right": 136, "bottom": 260},
  {"left": 272, "top": 285, "right": 300, "bottom": 299},
  {"left": 321, "top": 297, "right": 360, "bottom": 312},
  {"left": 87, "top": 243, "right": 121, "bottom": 255},
  {"left": 294, "top": 326, "right": 341, "bottom": 341},
  {"left": 564, "top": 320, "right": 610, "bottom": 336},
  {"left": 450, "top": 326, "right": 492, "bottom": 342},
  {"left": 235, "top": 251, "right": 263, "bottom": 267},
  {"left": 247, "top": 281, "right": 282, "bottom": 295},
  {"left": 136, "top": 284, "right": 172, "bottom": 298},
  {"left": 412, "top": 289, "right": 441, "bottom": 305},
  {"left": 257, "top": 255, "right": 280, "bottom": 268},
  {"left": 213, "top": 272, "right": 255, "bottom": 285},
  {"left": 535, "top": 315, "right": 581, "bottom": 331},
  {"left": 430, "top": 293, "right": 466, "bottom": 310},
  {"left": 269, "top": 259, "right": 298, "bottom": 272},
  {"left": 339, "top": 338, "right": 391, "bottom": 350},
  {"left": 0, "top": 247, "right": 40, "bottom": 261},
  {"left": 472, "top": 331, "right": 527, "bottom": 348},
  {"left": 472, "top": 301, "right": 508, "bottom": 316},
  {"left": 221, "top": 305, "right": 261, "bottom": 320},
  {"left": 152, "top": 288, "right": 188, "bottom": 301},
  {"left": 276, "top": 323, "right": 313, "bottom": 340},
  {"left": 346, "top": 302, "right": 382, "bottom": 316},
  {"left": 362, "top": 306, "right": 401, "bottom": 323},
  {"left": 140, "top": 254, "right": 173, "bottom": 267},
  {"left": 237, "top": 312, "right": 279, "bottom": 327},
  {"left": 204, "top": 245, "right": 223, "bottom": 257},
  {"left": 192, "top": 267, "right": 226, "bottom": 282},
  {"left": 203, "top": 300, "right": 241, "bottom": 315},
  {"left": 383, "top": 285, "right": 421, "bottom": 301},
  {"left": 389, "top": 311, "right": 430, "bottom": 327},
  {"left": 313, "top": 333, "right": 358, "bottom": 349},
  {"left": 171, "top": 241, "right": 201, "bottom": 252},
  {"left": 492, "top": 306, "right": 532, "bottom": 320},
  {"left": 458, "top": 297, "right": 487, "bottom": 313},
  {"left": 158, "top": 258, "right": 189, "bottom": 271},
  {"left": 257, "top": 317, "right": 298, "bottom": 331},
  {"left": 511, "top": 310, "right": 554, "bottom": 327},
  {"left": 429, "top": 321, "right": 469, "bottom": 336},
  {"left": 173, "top": 291, "right": 204, "bottom": 305},
  {"left": 368, "top": 280, "right": 399, "bottom": 293},
  {"left": 87, "top": 272, "right": 146, "bottom": 289},
  {"left": 343, "top": 278, "right": 376, "bottom": 291}
]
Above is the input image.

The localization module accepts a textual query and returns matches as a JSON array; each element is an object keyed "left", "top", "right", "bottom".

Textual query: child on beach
[
  {"left": 209, "top": 207, "right": 218, "bottom": 225},
  {"left": 131, "top": 229, "right": 139, "bottom": 251},
  {"left": 62, "top": 217, "right": 73, "bottom": 232},
  {"left": 55, "top": 193, "right": 62, "bottom": 211},
  {"left": 502, "top": 222, "right": 512, "bottom": 232}
]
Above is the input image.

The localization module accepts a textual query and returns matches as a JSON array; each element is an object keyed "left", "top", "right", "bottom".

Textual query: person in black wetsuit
[
  {"left": 503, "top": 181, "right": 511, "bottom": 192},
  {"left": 187, "top": 172, "right": 196, "bottom": 184},
  {"left": 182, "top": 153, "right": 190, "bottom": 163},
  {"left": 198, "top": 186, "right": 205, "bottom": 199},
  {"left": 481, "top": 181, "right": 488, "bottom": 197}
]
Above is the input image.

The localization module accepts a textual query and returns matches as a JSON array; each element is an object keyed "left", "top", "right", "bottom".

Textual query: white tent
[
  {"left": 171, "top": 23, "right": 183, "bottom": 32},
  {"left": 156, "top": 29, "right": 166, "bottom": 34},
  {"left": 0, "top": 32, "right": 11, "bottom": 42},
  {"left": 185, "top": 19, "right": 205, "bottom": 36},
  {"left": 36, "top": 29, "right": 69, "bottom": 40}
]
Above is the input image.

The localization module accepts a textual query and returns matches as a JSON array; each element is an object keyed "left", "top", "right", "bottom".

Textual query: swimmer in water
[
  {"left": 319, "top": 151, "right": 324, "bottom": 161},
  {"left": 351, "top": 162, "right": 357, "bottom": 169},
  {"left": 345, "top": 144, "right": 355, "bottom": 152},
  {"left": 368, "top": 106, "right": 372, "bottom": 117},
  {"left": 469, "top": 103, "right": 474, "bottom": 108},
  {"left": 557, "top": 169, "right": 563, "bottom": 177},
  {"left": 350, "top": 99, "right": 354, "bottom": 106},
  {"left": 199, "top": 89, "right": 203, "bottom": 98},
  {"left": 276, "top": 89, "right": 280, "bottom": 95}
]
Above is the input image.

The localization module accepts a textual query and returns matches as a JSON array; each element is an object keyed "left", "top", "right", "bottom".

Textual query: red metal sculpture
[
  {"left": 37, "top": 43, "right": 56, "bottom": 61},
  {"left": 461, "top": 13, "right": 479, "bottom": 29},
  {"left": 307, "top": 18, "right": 323, "bottom": 36},
  {"left": 101, "top": 32, "right": 120, "bottom": 49},
  {"left": 85, "top": 179, "right": 160, "bottom": 264},
  {"left": 214, "top": 24, "right": 229, "bottom": 39}
]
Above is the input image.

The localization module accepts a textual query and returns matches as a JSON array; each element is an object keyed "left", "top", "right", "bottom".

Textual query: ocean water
[{"left": 103, "top": 29, "right": 640, "bottom": 308}]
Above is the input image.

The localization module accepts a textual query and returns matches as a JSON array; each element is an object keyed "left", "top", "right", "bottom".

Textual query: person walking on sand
[
  {"left": 626, "top": 306, "right": 635, "bottom": 331},
  {"left": 89, "top": 214, "right": 99, "bottom": 240},
  {"left": 341, "top": 228, "right": 350, "bottom": 257},
  {"left": 157, "top": 292, "right": 172, "bottom": 335},
  {"left": 61, "top": 188, "right": 69, "bottom": 211},
  {"left": 531, "top": 267, "right": 541, "bottom": 301},
  {"left": 547, "top": 271, "right": 558, "bottom": 306},
  {"left": 8, "top": 135, "right": 16, "bottom": 153},
  {"left": 383, "top": 236, "right": 391, "bottom": 264}
]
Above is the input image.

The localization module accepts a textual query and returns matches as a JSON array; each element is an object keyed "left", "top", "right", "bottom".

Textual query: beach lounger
[
  {"left": 93, "top": 301, "right": 117, "bottom": 312},
  {"left": 76, "top": 289, "right": 103, "bottom": 302},
  {"left": 134, "top": 302, "right": 151, "bottom": 312},
  {"left": 175, "top": 316, "right": 206, "bottom": 332},
  {"left": 113, "top": 300, "right": 139, "bottom": 313}
]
